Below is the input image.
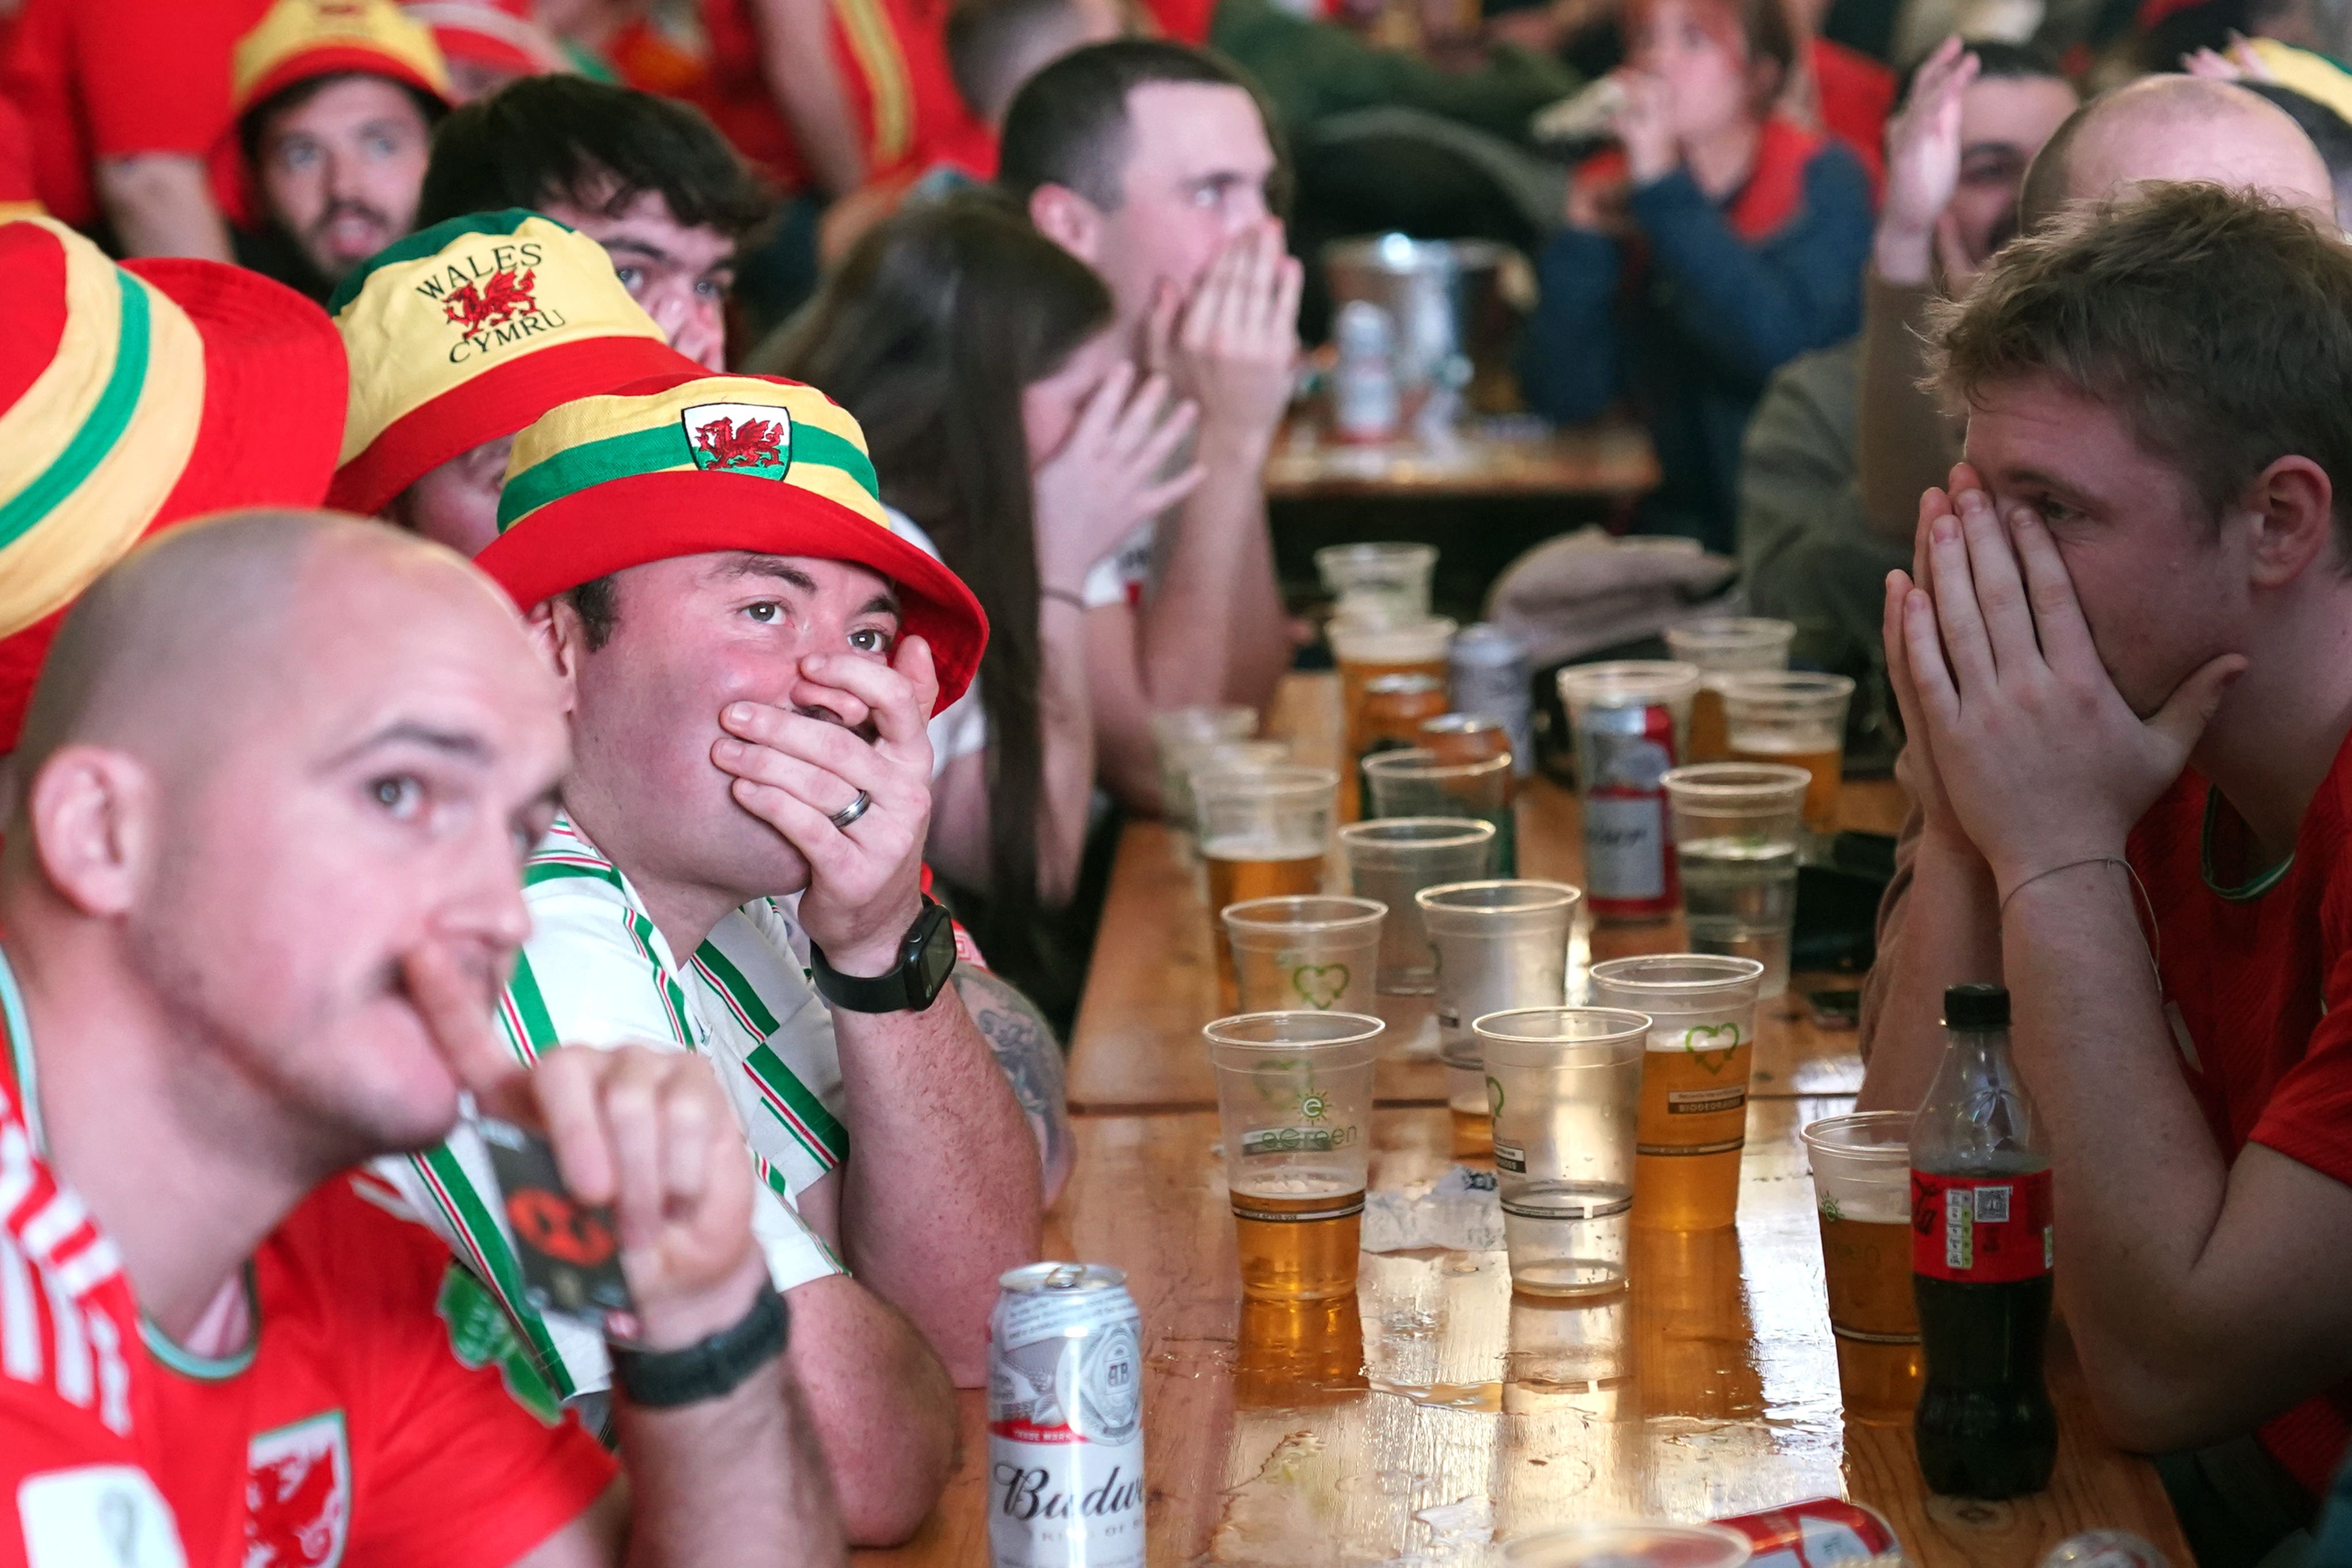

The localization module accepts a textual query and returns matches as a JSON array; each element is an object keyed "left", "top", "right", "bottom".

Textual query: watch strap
[
  {"left": 809, "top": 897, "right": 954, "bottom": 1013},
  {"left": 610, "top": 1286, "right": 789, "bottom": 1409}
]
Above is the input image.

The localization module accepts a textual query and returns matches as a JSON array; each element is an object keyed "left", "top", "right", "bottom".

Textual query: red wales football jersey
[
  {"left": 0, "top": 1081, "right": 183, "bottom": 1568},
  {"left": 144, "top": 1175, "right": 617, "bottom": 1568}
]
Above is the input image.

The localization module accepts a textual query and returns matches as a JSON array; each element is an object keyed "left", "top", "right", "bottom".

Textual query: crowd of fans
[{"left": 6, "top": 0, "right": 2352, "bottom": 1560}]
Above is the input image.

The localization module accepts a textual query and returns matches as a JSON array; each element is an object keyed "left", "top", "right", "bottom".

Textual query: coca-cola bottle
[{"left": 1911, "top": 983, "right": 2058, "bottom": 1497}]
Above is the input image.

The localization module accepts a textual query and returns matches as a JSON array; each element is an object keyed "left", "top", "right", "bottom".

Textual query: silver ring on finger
[{"left": 827, "top": 789, "right": 874, "bottom": 831}]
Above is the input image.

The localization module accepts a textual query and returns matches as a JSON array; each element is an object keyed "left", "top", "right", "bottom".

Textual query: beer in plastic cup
[
  {"left": 1658, "top": 763, "right": 1811, "bottom": 998},
  {"left": 1329, "top": 615, "right": 1455, "bottom": 821},
  {"left": 1664, "top": 618, "right": 1794, "bottom": 763},
  {"left": 1315, "top": 541, "right": 1436, "bottom": 628},
  {"left": 1501, "top": 1523, "right": 1753, "bottom": 1568},
  {"left": 1196, "top": 766, "right": 1337, "bottom": 1014},
  {"left": 1477, "top": 1006, "right": 1647, "bottom": 1298},
  {"left": 1800, "top": 1110, "right": 1923, "bottom": 1421},
  {"left": 1221, "top": 896, "right": 1386, "bottom": 1016},
  {"left": 1589, "top": 954, "right": 1765, "bottom": 1231},
  {"left": 1362, "top": 745, "right": 1516, "bottom": 875},
  {"left": 1205, "top": 1010, "right": 1382, "bottom": 1301},
  {"left": 1719, "top": 671, "right": 1855, "bottom": 843},
  {"left": 1415, "top": 880, "right": 1581, "bottom": 1156}
]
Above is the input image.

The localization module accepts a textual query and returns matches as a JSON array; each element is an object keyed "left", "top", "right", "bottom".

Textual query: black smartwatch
[
  {"left": 808, "top": 895, "right": 957, "bottom": 1013},
  {"left": 610, "top": 1286, "right": 789, "bottom": 1409}
]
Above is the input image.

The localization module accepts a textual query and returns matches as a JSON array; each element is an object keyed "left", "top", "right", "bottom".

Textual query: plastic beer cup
[
  {"left": 1801, "top": 1110, "right": 1923, "bottom": 1421},
  {"left": 1590, "top": 954, "right": 1765, "bottom": 1232},
  {"left": 1658, "top": 763, "right": 1810, "bottom": 998},
  {"left": 1664, "top": 619, "right": 1794, "bottom": 763},
  {"left": 1196, "top": 766, "right": 1337, "bottom": 1013},
  {"left": 1477, "top": 1006, "right": 1648, "bottom": 1298},
  {"left": 1415, "top": 880, "right": 1581, "bottom": 1156},
  {"left": 1221, "top": 896, "right": 1387, "bottom": 1016},
  {"left": 1719, "top": 671, "right": 1854, "bottom": 843},
  {"left": 1205, "top": 1011, "right": 1383, "bottom": 1301}
]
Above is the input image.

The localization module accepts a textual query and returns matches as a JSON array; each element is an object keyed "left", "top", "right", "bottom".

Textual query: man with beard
[{"left": 232, "top": 0, "right": 452, "bottom": 301}]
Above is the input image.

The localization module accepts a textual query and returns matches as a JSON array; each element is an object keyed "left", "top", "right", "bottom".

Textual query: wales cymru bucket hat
[
  {"left": 478, "top": 371, "right": 988, "bottom": 712},
  {"left": 232, "top": 0, "right": 453, "bottom": 121},
  {"left": 328, "top": 210, "right": 694, "bottom": 517},
  {"left": 0, "top": 218, "right": 349, "bottom": 749}
]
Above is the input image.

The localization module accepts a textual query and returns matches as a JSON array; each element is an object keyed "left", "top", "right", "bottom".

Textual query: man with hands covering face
[
  {"left": 1860, "top": 184, "right": 2352, "bottom": 1536},
  {"left": 383, "top": 370, "right": 1042, "bottom": 1546}
]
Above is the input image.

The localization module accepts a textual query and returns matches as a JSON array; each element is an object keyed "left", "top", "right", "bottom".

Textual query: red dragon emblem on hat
[
  {"left": 691, "top": 416, "right": 787, "bottom": 472},
  {"left": 443, "top": 266, "right": 539, "bottom": 344}
]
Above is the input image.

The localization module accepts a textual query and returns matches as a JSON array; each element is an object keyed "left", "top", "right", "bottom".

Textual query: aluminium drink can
[
  {"left": 1712, "top": 1497, "right": 1904, "bottom": 1566},
  {"left": 1579, "top": 698, "right": 1679, "bottom": 922},
  {"left": 1447, "top": 622, "right": 1534, "bottom": 777},
  {"left": 988, "top": 1262, "right": 1146, "bottom": 1567}
]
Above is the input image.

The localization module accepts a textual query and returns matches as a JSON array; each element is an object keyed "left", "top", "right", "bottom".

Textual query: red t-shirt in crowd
[
  {"left": 0, "top": 1084, "right": 179, "bottom": 1568},
  {"left": 147, "top": 1177, "right": 617, "bottom": 1568},
  {"left": 691, "top": 0, "right": 991, "bottom": 195},
  {"left": 1809, "top": 36, "right": 1892, "bottom": 197},
  {"left": 2127, "top": 729, "right": 2352, "bottom": 1495},
  {"left": 0, "top": 0, "right": 268, "bottom": 230}
]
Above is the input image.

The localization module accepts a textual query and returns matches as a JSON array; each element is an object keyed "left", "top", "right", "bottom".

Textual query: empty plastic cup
[
  {"left": 1476, "top": 1006, "right": 1648, "bottom": 1298},
  {"left": 1416, "top": 879, "right": 1581, "bottom": 1155},
  {"left": 1658, "top": 763, "right": 1811, "bottom": 998},
  {"left": 1221, "top": 896, "right": 1387, "bottom": 1016}
]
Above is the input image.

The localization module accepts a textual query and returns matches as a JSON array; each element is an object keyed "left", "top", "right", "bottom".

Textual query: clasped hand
[{"left": 1882, "top": 466, "right": 2243, "bottom": 894}]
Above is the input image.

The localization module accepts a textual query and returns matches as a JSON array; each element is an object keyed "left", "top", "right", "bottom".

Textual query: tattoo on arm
[{"left": 952, "top": 969, "right": 1074, "bottom": 1198}]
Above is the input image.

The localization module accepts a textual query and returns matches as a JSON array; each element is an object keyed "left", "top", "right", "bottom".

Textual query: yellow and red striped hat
[
  {"left": 0, "top": 218, "right": 348, "bottom": 748},
  {"left": 327, "top": 210, "right": 690, "bottom": 517},
  {"left": 232, "top": 0, "right": 452, "bottom": 120},
  {"left": 478, "top": 372, "right": 987, "bottom": 712}
]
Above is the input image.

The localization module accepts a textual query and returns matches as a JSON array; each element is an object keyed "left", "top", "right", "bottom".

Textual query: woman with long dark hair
[{"left": 758, "top": 195, "right": 1199, "bottom": 989}]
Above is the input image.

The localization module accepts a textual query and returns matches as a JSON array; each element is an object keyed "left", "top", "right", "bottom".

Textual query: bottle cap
[{"left": 1943, "top": 982, "right": 2010, "bottom": 1030}]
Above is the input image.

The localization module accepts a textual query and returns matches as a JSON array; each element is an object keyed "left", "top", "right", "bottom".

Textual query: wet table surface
[
  {"left": 860, "top": 1102, "right": 2190, "bottom": 1566},
  {"left": 855, "top": 672, "right": 2185, "bottom": 1565}
]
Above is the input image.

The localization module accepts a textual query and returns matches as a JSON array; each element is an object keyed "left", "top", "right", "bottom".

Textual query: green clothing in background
[
  {"left": 1736, "top": 337, "right": 1907, "bottom": 735},
  {"left": 1210, "top": 0, "right": 1581, "bottom": 143}
]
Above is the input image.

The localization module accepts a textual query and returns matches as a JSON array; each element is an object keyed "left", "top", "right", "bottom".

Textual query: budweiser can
[
  {"left": 1578, "top": 699, "right": 1679, "bottom": 922},
  {"left": 989, "top": 1262, "right": 1145, "bottom": 1568},
  {"left": 1448, "top": 622, "right": 1534, "bottom": 777},
  {"left": 1712, "top": 1498, "right": 1904, "bottom": 1566}
]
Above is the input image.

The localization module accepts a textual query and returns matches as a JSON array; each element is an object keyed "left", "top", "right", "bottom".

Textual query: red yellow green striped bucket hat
[
  {"left": 231, "top": 0, "right": 452, "bottom": 121},
  {"left": 0, "top": 218, "right": 348, "bottom": 748},
  {"left": 478, "top": 371, "right": 987, "bottom": 712},
  {"left": 326, "top": 210, "right": 693, "bottom": 517}
]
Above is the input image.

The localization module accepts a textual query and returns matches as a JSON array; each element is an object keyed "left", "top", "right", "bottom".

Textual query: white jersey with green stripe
[{"left": 375, "top": 812, "right": 852, "bottom": 1401}]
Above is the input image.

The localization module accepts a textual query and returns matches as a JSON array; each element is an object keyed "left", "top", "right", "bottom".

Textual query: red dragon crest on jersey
[
  {"left": 245, "top": 1413, "right": 351, "bottom": 1568},
  {"left": 443, "top": 266, "right": 539, "bottom": 344}
]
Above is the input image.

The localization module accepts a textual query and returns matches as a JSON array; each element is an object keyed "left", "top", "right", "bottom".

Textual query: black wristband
[{"left": 610, "top": 1286, "right": 789, "bottom": 1410}]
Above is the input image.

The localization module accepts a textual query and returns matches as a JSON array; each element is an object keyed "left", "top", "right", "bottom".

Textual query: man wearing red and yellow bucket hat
[
  {"left": 0, "top": 216, "right": 348, "bottom": 753},
  {"left": 379, "top": 370, "right": 1036, "bottom": 1543},
  {"left": 232, "top": 0, "right": 454, "bottom": 300},
  {"left": 329, "top": 209, "right": 699, "bottom": 554}
]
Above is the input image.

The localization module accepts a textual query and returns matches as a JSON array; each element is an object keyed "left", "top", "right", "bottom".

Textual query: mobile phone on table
[{"left": 1805, "top": 989, "right": 1862, "bottom": 1031}]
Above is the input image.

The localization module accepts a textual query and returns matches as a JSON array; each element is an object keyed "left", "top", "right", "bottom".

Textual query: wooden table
[
  {"left": 1266, "top": 419, "right": 1659, "bottom": 504},
  {"left": 858, "top": 674, "right": 2185, "bottom": 1566},
  {"left": 863, "top": 1102, "right": 2189, "bottom": 1566}
]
